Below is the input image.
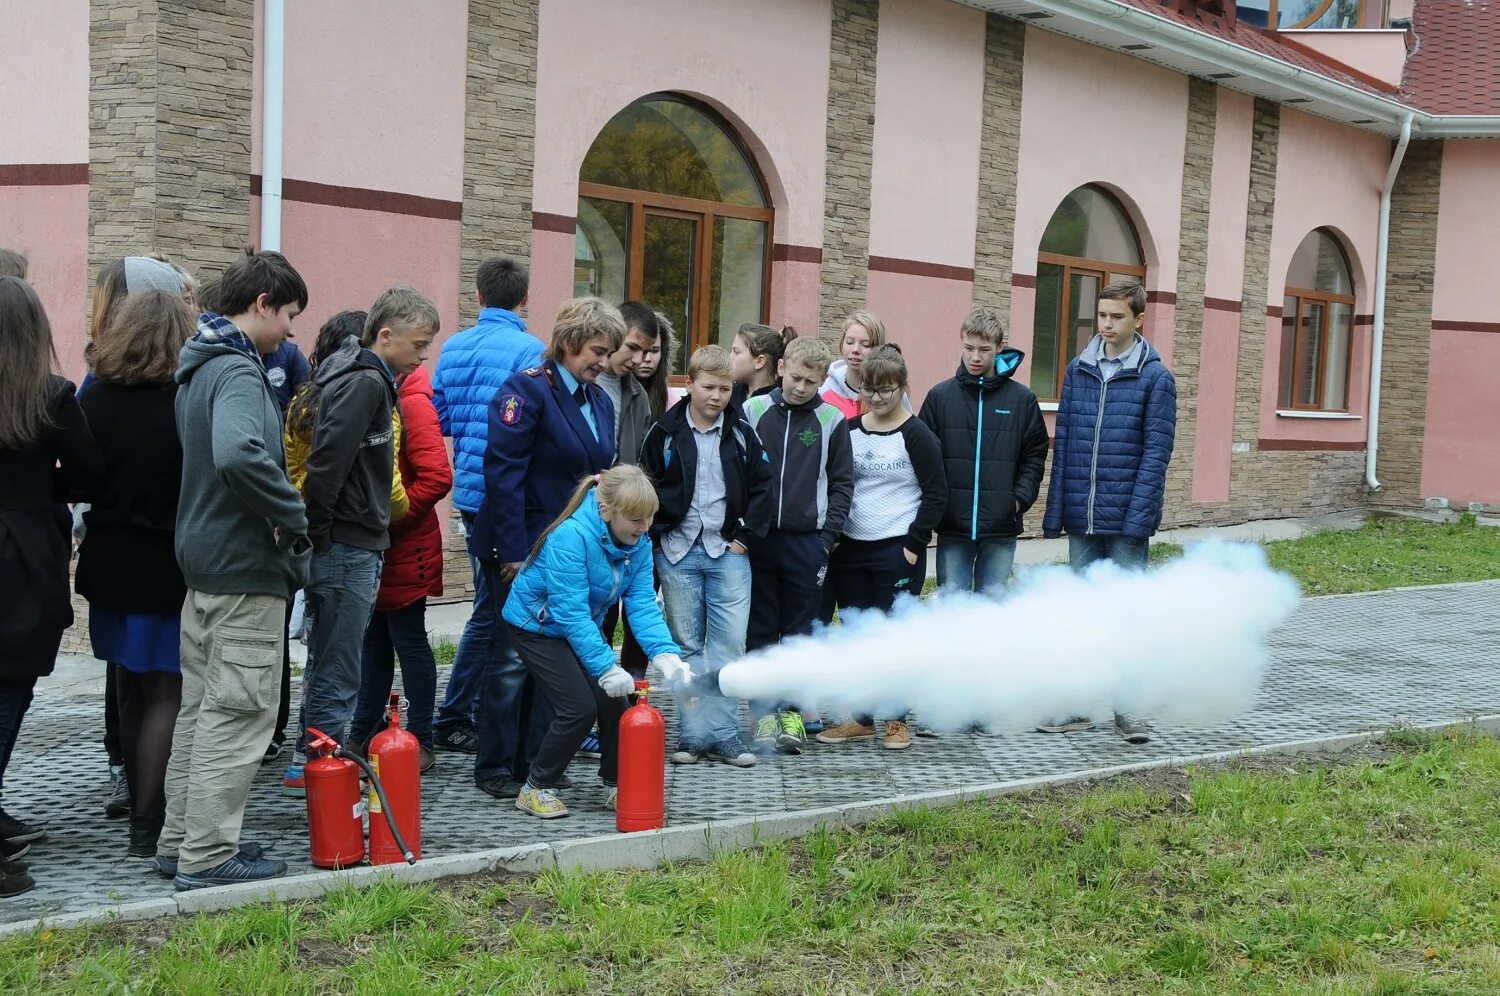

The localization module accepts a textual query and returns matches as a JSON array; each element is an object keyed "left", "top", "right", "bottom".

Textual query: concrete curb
[{"left": 4, "top": 712, "right": 1496, "bottom": 937}]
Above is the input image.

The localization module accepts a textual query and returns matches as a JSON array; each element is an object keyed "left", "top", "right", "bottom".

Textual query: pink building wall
[
  {"left": 865, "top": 0, "right": 985, "bottom": 398},
  {"left": 530, "top": 0, "right": 833, "bottom": 340},
  {"left": 1009, "top": 27, "right": 1189, "bottom": 395},
  {"left": 0, "top": 0, "right": 90, "bottom": 379},
  {"left": 1192, "top": 89, "right": 1256, "bottom": 502},
  {"left": 250, "top": 0, "right": 467, "bottom": 348},
  {"left": 1257, "top": 109, "right": 1387, "bottom": 447},
  {"left": 1421, "top": 140, "right": 1500, "bottom": 504}
]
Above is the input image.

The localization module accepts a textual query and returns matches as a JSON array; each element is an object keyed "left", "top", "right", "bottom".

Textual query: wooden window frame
[
  {"left": 1035, "top": 251, "right": 1147, "bottom": 403},
  {"left": 1282, "top": 285, "right": 1356, "bottom": 412}
]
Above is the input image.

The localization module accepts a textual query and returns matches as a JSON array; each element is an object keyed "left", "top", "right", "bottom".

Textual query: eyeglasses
[{"left": 859, "top": 385, "right": 900, "bottom": 400}]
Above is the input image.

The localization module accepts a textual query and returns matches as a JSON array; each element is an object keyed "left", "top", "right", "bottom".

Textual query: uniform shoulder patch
[
  {"left": 497, "top": 393, "right": 526, "bottom": 426},
  {"left": 522, "top": 367, "right": 543, "bottom": 377}
]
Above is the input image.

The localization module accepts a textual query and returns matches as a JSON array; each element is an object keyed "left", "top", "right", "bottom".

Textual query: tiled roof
[
  {"left": 1112, "top": 0, "right": 1396, "bottom": 98},
  {"left": 1400, "top": 0, "right": 1500, "bottom": 115}
]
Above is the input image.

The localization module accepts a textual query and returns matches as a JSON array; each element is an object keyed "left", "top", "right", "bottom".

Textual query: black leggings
[
  {"left": 117, "top": 668, "right": 182, "bottom": 835},
  {"left": 510, "top": 625, "right": 625, "bottom": 790}
]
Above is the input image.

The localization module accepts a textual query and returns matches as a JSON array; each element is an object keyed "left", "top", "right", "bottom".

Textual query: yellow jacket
[{"left": 286, "top": 408, "right": 408, "bottom": 523}]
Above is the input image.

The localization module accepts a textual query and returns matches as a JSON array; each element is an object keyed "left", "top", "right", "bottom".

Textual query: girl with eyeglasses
[{"left": 815, "top": 345, "right": 946, "bottom": 752}]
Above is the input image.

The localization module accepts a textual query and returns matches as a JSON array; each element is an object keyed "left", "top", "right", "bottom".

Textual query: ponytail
[{"left": 526, "top": 465, "right": 661, "bottom": 565}]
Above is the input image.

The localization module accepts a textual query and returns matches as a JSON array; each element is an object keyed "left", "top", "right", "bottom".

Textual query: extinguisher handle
[{"left": 335, "top": 748, "right": 417, "bottom": 865}]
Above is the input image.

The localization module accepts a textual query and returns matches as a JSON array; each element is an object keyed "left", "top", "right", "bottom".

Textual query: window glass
[
  {"left": 580, "top": 98, "right": 766, "bottom": 208},
  {"left": 1285, "top": 230, "right": 1353, "bottom": 296},
  {"left": 1322, "top": 302, "right": 1353, "bottom": 410},
  {"left": 575, "top": 197, "right": 629, "bottom": 300},
  {"left": 709, "top": 217, "right": 766, "bottom": 353},
  {"left": 1031, "top": 263, "right": 1064, "bottom": 396},
  {"left": 1039, "top": 187, "right": 1142, "bottom": 265},
  {"left": 1278, "top": 294, "right": 1298, "bottom": 409}
]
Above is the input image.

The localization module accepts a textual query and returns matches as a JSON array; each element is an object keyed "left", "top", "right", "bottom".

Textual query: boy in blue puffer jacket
[
  {"left": 1041, "top": 281, "right": 1176, "bottom": 745},
  {"left": 429, "top": 257, "right": 543, "bottom": 754},
  {"left": 501, "top": 466, "right": 687, "bottom": 819}
]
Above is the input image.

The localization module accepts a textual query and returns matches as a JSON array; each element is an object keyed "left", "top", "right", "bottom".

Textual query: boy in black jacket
[
  {"left": 918, "top": 306, "right": 1049, "bottom": 594},
  {"left": 739, "top": 336, "right": 854, "bottom": 754},
  {"left": 286, "top": 287, "right": 438, "bottom": 794},
  {"left": 639, "top": 345, "right": 772, "bottom": 768}
]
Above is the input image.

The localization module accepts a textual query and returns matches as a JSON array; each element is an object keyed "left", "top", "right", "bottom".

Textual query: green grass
[
  {"left": 10, "top": 730, "right": 1500, "bottom": 993},
  {"left": 1148, "top": 515, "right": 1500, "bottom": 596}
]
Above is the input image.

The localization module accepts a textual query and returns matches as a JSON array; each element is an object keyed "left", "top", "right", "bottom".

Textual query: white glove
[
  {"left": 598, "top": 666, "right": 636, "bottom": 698},
  {"left": 652, "top": 653, "right": 692, "bottom": 686}
]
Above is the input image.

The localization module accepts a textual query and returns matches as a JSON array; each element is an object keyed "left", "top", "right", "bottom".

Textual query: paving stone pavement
[{"left": 3, "top": 581, "right": 1498, "bottom": 924}]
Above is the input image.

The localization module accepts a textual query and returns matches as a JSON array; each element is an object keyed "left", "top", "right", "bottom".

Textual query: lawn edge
[{"left": 6, "top": 712, "right": 1498, "bottom": 938}]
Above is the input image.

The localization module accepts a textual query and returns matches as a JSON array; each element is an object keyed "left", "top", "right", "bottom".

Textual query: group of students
[{"left": 0, "top": 241, "right": 1175, "bottom": 897}]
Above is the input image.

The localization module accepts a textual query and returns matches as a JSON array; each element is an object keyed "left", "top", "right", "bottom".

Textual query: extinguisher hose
[{"left": 335, "top": 748, "right": 417, "bottom": 865}]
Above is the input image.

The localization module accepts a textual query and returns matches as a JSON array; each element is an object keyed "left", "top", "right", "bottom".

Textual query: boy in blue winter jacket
[
  {"left": 429, "top": 257, "right": 543, "bottom": 754},
  {"left": 1041, "top": 281, "right": 1176, "bottom": 744}
]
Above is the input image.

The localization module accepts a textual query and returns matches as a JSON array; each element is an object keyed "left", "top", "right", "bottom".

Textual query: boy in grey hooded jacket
[{"left": 162, "top": 249, "right": 310, "bottom": 890}]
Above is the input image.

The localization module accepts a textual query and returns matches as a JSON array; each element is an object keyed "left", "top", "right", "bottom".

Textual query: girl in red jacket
[{"left": 348, "top": 363, "right": 454, "bottom": 770}]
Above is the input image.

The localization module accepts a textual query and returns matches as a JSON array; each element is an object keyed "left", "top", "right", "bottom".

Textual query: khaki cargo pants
[{"left": 158, "top": 590, "right": 286, "bottom": 875}]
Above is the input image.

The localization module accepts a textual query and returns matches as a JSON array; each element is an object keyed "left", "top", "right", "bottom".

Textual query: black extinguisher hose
[{"left": 335, "top": 747, "right": 417, "bottom": 865}]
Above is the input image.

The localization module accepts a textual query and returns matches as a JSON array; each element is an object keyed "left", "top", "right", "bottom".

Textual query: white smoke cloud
[{"left": 717, "top": 540, "right": 1300, "bottom": 732}]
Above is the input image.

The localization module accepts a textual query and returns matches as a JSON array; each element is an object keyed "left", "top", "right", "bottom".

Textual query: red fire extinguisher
[
  {"left": 616, "top": 680, "right": 665, "bottom": 832},
  {"left": 304, "top": 727, "right": 365, "bottom": 869},
  {"left": 367, "top": 693, "right": 421, "bottom": 865},
  {"left": 304, "top": 726, "right": 417, "bottom": 868}
]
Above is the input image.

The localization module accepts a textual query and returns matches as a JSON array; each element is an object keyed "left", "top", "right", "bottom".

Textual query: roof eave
[{"left": 958, "top": 0, "right": 1500, "bottom": 139}]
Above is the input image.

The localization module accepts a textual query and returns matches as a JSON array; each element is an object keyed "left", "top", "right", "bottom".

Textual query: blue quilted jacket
[
  {"left": 502, "top": 492, "right": 679, "bottom": 678},
  {"left": 1042, "top": 335, "right": 1177, "bottom": 540},
  {"left": 431, "top": 308, "right": 544, "bottom": 513}
]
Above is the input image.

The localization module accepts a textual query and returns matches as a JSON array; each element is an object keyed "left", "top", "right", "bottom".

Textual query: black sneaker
[
  {"left": 1, "top": 840, "right": 30, "bottom": 863},
  {"left": 576, "top": 730, "right": 602, "bottom": 759},
  {"left": 1035, "top": 717, "right": 1096, "bottom": 734},
  {"left": 0, "top": 857, "right": 35, "bottom": 898},
  {"left": 704, "top": 738, "right": 757, "bottom": 768},
  {"left": 261, "top": 738, "right": 285, "bottom": 764},
  {"left": 104, "top": 766, "right": 132, "bottom": 819},
  {"left": 174, "top": 851, "right": 288, "bottom": 890},
  {"left": 476, "top": 776, "right": 522, "bottom": 800},
  {"left": 434, "top": 724, "right": 479, "bottom": 754},
  {"left": 0, "top": 810, "right": 46, "bottom": 847},
  {"left": 153, "top": 842, "right": 266, "bottom": 879},
  {"left": 670, "top": 742, "right": 705, "bottom": 765},
  {"left": 1114, "top": 712, "right": 1152, "bottom": 745}
]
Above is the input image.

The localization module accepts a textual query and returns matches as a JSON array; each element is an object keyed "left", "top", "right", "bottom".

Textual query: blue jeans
[
  {"left": 350, "top": 599, "right": 436, "bottom": 749},
  {"left": 657, "top": 543, "right": 750, "bottom": 749},
  {"left": 296, "top": 542, "right": 382, "bottom": 758},
  {"left": 936, "top": 536, "right": 1017, "bottom": 595},
  {"left": 1068, "top": 534, "right": 1150, "bottom": 571},
  {"left": 434, "top": 512, "right": 488, "bottom": 732},
  {"left": 473, "top": 560, "right": 550, "bottom": 785}
]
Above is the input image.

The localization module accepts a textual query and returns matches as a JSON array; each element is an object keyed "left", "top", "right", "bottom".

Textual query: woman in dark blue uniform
[{"left": 465, "top": 298, "right": 624, "bottom": 800}]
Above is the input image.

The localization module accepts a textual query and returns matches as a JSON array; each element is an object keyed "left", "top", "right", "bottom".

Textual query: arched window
[
  {"left": 1238, "top": 1, "right": 1365, "bottom": 31},
  {"left": 1278, "top": 229, "right": 1355, "bottom": 412},
  {"left": 576, "top": 95, "right": 773, "bottom": 375},
  {"left": 1031, "top": 185, "right": 1146, "bottom": 400}
]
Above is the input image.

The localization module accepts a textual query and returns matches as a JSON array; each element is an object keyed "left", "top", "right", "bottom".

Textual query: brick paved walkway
[{"left": 3, "top": 581, "right": 1497, "bottom": 924}]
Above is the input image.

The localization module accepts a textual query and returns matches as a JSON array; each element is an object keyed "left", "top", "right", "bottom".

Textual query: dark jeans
[
  {"left": 1068, "top": 534, "right": 1150, "bottom": 571},
  {"left": 936, "top": 535, "right": 1017, "bottom": 595},
  {"left": 748, "top": 529, "right": 828, "bottom": 714},
  {"left": 104, "top": 661, "right": 123, "bottom": 767},
  {"left": 0, "top": 675, "right": 39, "bottom": 806},
  {"left": 435, "top": 512, "right": 488, "bottom": 732},
  {"left": 350, "top": 599, "right": 436, "bottom": 749},
  {"left": 511, "top": 626, "right": 624, "bottom": 790},
  {"left": 274, "top": 599, "right": 293, "bottom": 744},
  {"left": 832, "top": 537, "right": 925, "bottom": 725},
  {"left": 474, "top": 560, "right": 550, "bottom": 785}
]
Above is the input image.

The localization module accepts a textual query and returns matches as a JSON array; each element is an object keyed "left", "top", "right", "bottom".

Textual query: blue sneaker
[
  {"left": 282, "top": 764, "right": 305, "bottom": 797},
  {"left": 174, "top": 850, "right": 288, "bottom": 890},
  {"left": 577, "top": 730, "right": 602, "bottom": 759}
]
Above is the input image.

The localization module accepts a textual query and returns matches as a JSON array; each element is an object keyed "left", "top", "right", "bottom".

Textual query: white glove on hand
[
  {"left": 652, "top": 653, "right": 692, "bottom": 686},
  {"left": 598, "top": 666, "right": 636, "bottom": 698}
]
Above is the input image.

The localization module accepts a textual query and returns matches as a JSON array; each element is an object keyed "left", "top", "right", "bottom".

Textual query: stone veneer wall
[
  {"left": 1370, "top": 139, "right": 1442, "bottom": 509},
  {"left": 973, "top": 15, "right": 1025, "bottom": 320},
  {"left": 818, "top": 0, "right": 879, "bottom": 336}
]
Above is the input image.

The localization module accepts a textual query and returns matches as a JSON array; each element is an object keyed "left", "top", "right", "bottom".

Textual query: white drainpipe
[
  {"left": 259, "top": 0, "right": 285, "bottom": 252},
  {"left": 1365, "top": 112, "right": 1414, "bottom": 492}
]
